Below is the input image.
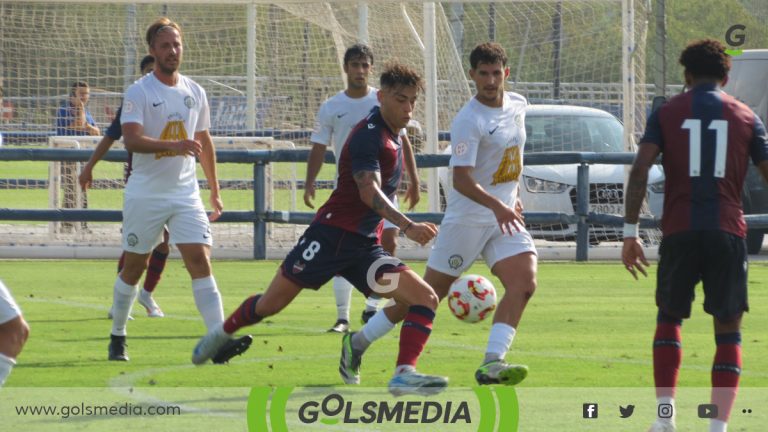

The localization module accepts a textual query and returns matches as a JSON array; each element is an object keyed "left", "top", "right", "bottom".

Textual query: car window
[{"left": 525, "top": 114, "right": 623, "bottom": 153}]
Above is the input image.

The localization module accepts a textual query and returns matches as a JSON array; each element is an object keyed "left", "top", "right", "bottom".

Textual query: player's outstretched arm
[
  {"left": 401, "top": 135, "right": 420, "bottom": 210},
  {"left": 622, "top": 142, "right": 660, "bottom": 279},
  {"left": 79, "top": 136, "right": 117, "bottom": 191},
  {"left": 453, "top": 166, "right": 523, "bottom": 234},
  {"left": 196, "top": 129, "right": 223, "bottom": 222},
  {"left": 303, "top": 143, "right": 327, "bottom": 209},
  {"left": 353, "top": 169, "right": 436, "bottom": 246}
]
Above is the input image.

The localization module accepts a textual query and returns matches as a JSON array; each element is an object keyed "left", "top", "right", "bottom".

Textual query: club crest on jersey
[
  {"left": 514, "top": 113, "right": 524, "bottom": 128},
  {"left": 123, "top": 101, "right": 134, "bottom": 114},
  {"left": 127, "top": 233, "right": 139, "bottom": 247},
  {"left": 292, "top": 261, "right": 306, "bottom": 274},
  {"left": 448, "top": 254, "right": 464, "bottom": 269},
  {"left": 454, "top": 142, "right": 468, "bottom": 156},
  {"left": 184, "top": 96, "right": 195, "bottom": 108}
]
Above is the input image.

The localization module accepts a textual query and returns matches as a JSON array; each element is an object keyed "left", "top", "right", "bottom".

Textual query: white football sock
[
  {"left": 0, "top": 353, "right": 16, "bottom": 387},
  {"left": 395, "top": 365, "right": 415, "bottom": 375},
  {"left": 111, "top": 276, "right": 139, "bottom": 336},
  {"left": 333, "top": 276, "right": 353, "bottom": 322},
  {"left": 364, "top": 295, "right": 381, "bottom": 312},
  {"left": 192, "top": 275, "right": 225, "bottom": 331},
  {"left": 484, "top": 323, "right": 516, "bottom": 363},
  {"left": 355, "top": 309, "right": 396, "bottom": 352},
  {"left": 710, "top": 419, "right": 727, "bottom": 432}
]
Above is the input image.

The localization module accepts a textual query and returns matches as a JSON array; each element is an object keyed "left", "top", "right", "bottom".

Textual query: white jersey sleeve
[
  {"left": 195, "top": 87, "right": 211, "bottom": 133},
  {"left": 120, "top": 82, "right": 146, "bottom": 126},
  {"left": 449, "top": 111, "right": 482, "bottom": 168},
  {"left": 310, "top": 100, "right": 333, "bottom": 146}
]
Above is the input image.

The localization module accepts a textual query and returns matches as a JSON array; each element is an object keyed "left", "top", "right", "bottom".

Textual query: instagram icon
[{"left": 658, "top": 403, "right": 674, "bottom": 418}]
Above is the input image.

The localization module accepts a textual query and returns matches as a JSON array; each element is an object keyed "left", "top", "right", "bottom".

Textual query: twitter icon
[{"left": 619, "top": 405, "right": 635, "bottom": 418}]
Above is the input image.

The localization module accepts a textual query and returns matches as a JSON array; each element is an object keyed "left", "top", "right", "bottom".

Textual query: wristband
[
  {"left": 623, "top": 223, "right": 639, "bottom": 238},
  {"left": 402, "top": 222, "right": 413, "bottom": 234}
]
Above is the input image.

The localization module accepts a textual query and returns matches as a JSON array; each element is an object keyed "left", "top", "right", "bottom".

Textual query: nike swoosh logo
[
  {"left": 152, "top": 101, "right": 165, "bottom": 107},
  {"left": 337, "top": 113, "right": 348, "bottom": 119},
  {"left": 489, "top": 126, "right": 499, "bottom": 135}
]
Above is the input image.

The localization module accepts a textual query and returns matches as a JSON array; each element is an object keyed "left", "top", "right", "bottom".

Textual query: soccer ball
[{"left": 447, "top": 275, "right": 497, "bottom": 323}]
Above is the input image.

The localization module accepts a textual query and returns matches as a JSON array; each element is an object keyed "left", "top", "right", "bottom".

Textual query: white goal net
[{"left": 0, "top": 0, "right": 654, "bottom": 258}]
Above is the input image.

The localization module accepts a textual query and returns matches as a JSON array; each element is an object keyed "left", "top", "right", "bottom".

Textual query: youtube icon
[{"left": 698, "top": 404, "right": 719, "bottom": 419}]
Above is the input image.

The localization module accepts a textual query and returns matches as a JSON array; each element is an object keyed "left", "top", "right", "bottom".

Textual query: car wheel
[{"left": 746, "top": 230, "right": 763, "bottom": 254}]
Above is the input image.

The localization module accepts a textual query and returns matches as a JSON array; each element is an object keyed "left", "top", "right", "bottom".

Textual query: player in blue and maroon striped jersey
[
  {"left": 192, "top": 62, "right": 449, "bottom": 396},
  {"left": 623, "top": 39, "right": 768, "bottom": 432}
]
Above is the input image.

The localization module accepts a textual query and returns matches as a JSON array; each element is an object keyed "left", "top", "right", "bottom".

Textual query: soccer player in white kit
[
  {"left": 107, "top": 18, "right": 251, "bottom": 363},
  {"left": 0, "top": 280, "right": 29, "bottom": 387},
  {"left": 305, "top": 44, "right": 421, "bottom": 333},
  {"left": 340, "top": 42, "right": 537, "bottom": 386}
]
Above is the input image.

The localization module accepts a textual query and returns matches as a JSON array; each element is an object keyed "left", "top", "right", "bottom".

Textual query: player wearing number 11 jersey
[{"left": 623, "top": 39, "right": 768, "bottom": 432}]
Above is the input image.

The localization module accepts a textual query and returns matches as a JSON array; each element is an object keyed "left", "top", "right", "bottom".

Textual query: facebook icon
[{"left": 583, "top": 403, "right": 599, "bottom": 419}]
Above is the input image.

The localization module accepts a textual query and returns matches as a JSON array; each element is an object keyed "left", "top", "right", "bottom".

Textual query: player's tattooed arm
[
  {"left": 354, "top": 169, "right": 410, "bottom": 230},
  {"left": 624, "top": 143, "right": 661, "bottom": 224},
  {"left": 354, "top": 168, "right": 438, "bottom": 246}
]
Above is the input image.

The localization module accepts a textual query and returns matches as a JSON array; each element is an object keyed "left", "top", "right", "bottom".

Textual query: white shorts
[
  {"left": 427, "top": 223, "right": 537, "bottom": 277},
  {"left": 0, "top": 280, "right": 22, "bottom": 325},
  {"left": 122, "top": 195, "right": 212, "bottom": 254},
  {"left": 383, "top": 196, "right": 400, "bottom": 230}
]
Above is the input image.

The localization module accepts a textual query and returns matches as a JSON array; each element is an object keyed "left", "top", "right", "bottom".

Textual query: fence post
[
  {"left": 254, "top": 160, "right": 266, "bottom": 259},
  {"left": 576, "top": 162, "right": 590, "bottom": 261}
]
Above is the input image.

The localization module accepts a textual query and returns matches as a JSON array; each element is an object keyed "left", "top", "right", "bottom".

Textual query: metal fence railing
[{"left": 3, "top": 148, "right": 768, "bottom": 261}]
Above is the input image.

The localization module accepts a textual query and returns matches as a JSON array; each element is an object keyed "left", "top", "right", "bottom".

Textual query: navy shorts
[
  {"left": 657, "top": 230, "right": 748, "bottom": 321},
  {"left": 280, "top": 224, "right": 408, "bottom": 297}
]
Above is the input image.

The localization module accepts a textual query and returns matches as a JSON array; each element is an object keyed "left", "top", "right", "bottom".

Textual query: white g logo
[{"left": 366, "top": 256, "right": 403, "bottom": 295}]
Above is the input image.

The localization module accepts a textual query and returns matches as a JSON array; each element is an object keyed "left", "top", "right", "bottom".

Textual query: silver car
[{"left": 439, "top": 105, "right": 664, "bottom": 244}]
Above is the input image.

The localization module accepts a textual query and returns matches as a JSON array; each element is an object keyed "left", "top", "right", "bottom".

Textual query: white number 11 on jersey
[{"left": 681, "top": 119, "right": 728, "bottom": 178}]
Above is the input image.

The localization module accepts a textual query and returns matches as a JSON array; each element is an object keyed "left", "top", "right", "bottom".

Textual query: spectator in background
[
  {"left": 55, "top": 82, "right": 100, "bottom": 232},
  {"left": 56, "top": 81, "right": 100, "bottom": 136}
]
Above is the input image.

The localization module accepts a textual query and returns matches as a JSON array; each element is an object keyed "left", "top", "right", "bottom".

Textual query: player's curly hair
[
  {"left": 469, "top": 42, "right": 508, "bottom": 69},
  {"left": 379, "top": 61, "right": 424, "bottom": 92},
  {"left": 679, "top": 39, "right": 730, "bottom": 81},
  {"left": 146, "top": 17, "right": 182, "bottom": 47}
]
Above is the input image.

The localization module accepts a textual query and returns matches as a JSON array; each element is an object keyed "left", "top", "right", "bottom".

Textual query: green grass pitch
[
  {"left": 1, "top": 259, "right": 766, "bottom": 389},
  {"left": 1, "top": 259, "right": 767, "bottom": 431}
]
